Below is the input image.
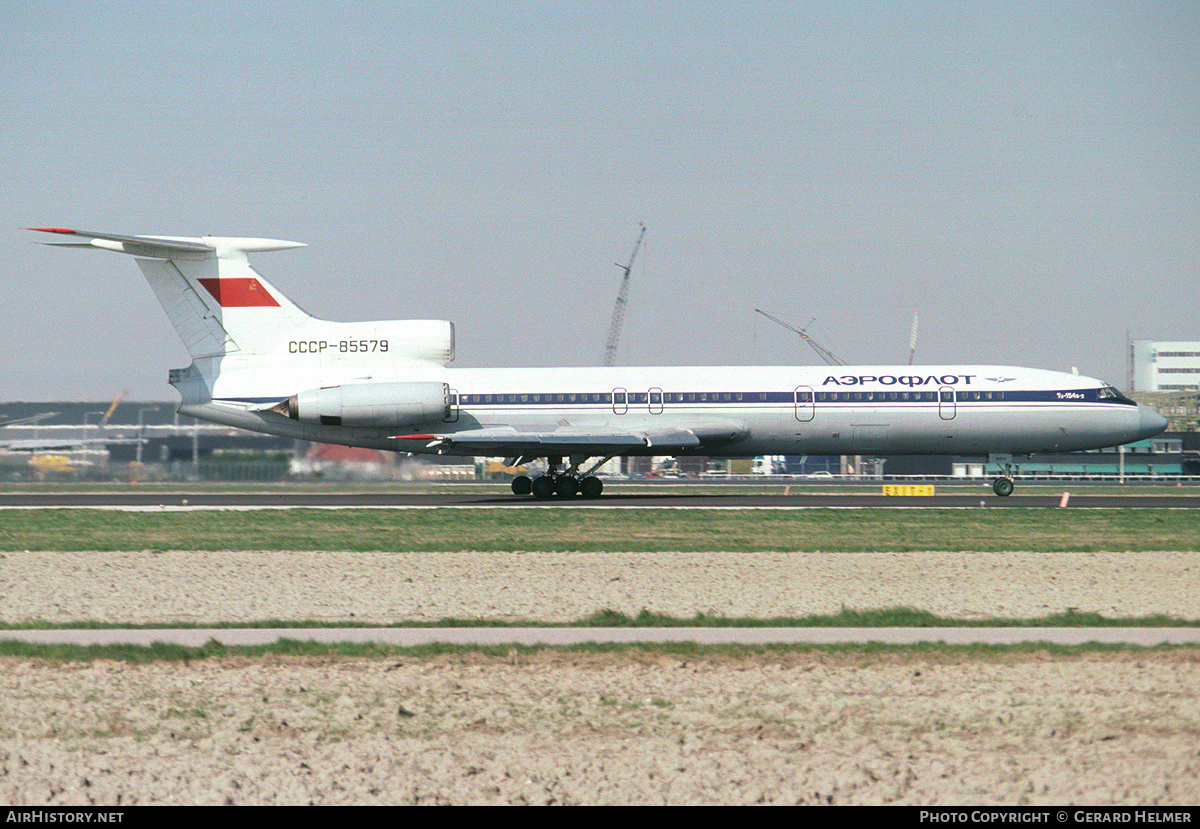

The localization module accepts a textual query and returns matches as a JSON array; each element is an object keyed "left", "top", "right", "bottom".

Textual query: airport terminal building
[{"left": 1131, "top": 340, "right": 1200, "bottom": 392}]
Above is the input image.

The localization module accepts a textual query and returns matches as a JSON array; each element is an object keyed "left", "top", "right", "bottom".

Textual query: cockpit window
[{"left": 1097, "top": 385, "right": 1137, "bottom": 405}]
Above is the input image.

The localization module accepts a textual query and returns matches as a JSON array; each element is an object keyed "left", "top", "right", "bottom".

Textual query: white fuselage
[
  {"left": 31, "top": 228, "right": 1166, "bottom": 466},
  {"left": 186, "top": 362, "right": 1166, "bottom": 458}
]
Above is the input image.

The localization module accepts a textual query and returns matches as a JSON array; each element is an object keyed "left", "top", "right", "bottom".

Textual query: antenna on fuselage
[{"left": 752, "top": 308, "right": 846, "bottom": 366}]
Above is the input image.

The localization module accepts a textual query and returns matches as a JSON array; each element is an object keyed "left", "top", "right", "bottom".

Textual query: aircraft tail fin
[
  {"left": 30, "top": 228, "right": 311, "bottom": 359},
  {"left": 31, "top": 228, "right": 455, "bottom": 405}
]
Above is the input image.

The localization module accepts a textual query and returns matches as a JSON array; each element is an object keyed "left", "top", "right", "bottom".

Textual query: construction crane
[
  {"left": 603, "top": 224, "right": 646, "bottom": 367},
  {"left": 101, "top": 389, "right": 128, "bottom": 427},
  {"left": 908, "top": 310, "right": 918, "bottom": 365},
  {"left": 753, "top": 308, "right": 846, "bottom": 366}
]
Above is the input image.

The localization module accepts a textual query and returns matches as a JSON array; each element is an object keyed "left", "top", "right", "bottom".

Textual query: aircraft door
[
  {"left": 613, "top": 388, "right": 628, "bottom": 415},
  {"left": 794, "top": 386, "right": 815, "bottom": 422},
  {"left": 648, "top": 387, "right": 663, "bottom": 414},
  {"left": 939, "top": 387, "right": 956, "bottom": 420}
]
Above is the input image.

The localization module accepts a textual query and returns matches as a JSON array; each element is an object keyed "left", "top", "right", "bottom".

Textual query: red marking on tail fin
[{"left": 198, "top": 277, "right": 280, "bottom": 307}]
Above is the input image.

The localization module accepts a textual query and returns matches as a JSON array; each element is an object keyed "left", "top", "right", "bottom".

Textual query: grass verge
[
  {"left": 0, "top": 638, "right": 1192, "bottom": 663},
  {"left": 1, "top": 607, "right": 1195, "bottom": 630},
  {"left": 2, "top": 507, "right": 1199, "bottom": 551}
]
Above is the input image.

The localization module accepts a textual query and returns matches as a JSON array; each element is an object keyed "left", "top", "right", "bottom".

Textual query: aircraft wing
[
  {"left": 0, "top": 437, "right": 144, "bottom": 451},
  {"left": 392, "top": 422, "right": 747, "bottom": 456}
]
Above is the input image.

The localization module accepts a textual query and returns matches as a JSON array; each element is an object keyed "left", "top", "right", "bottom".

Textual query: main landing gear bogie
[
  {"left": 531, "top": 475, "right": 556, "bottom": 500},
  {"left": 512, "top": 474, "right": 604, "bottom": 500}
]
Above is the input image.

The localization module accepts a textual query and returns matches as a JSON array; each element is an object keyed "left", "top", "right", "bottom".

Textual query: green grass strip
[
  {"left": 0, "top": 638, "right": 1190, "bottom": 663},
  {"left": 1, "top": 607, "right": 1195, "bottom": 630},
  {"left": 2, "top": 507, "right": 1199, "bottom": 551}
]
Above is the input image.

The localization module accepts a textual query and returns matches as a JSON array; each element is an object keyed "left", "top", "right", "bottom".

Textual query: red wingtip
[
  {"left": 392, "top": 434, "right": 436, "bottom": 440},
  {"left": 27, "top": 227, "right": 77, "bottom": 234}
]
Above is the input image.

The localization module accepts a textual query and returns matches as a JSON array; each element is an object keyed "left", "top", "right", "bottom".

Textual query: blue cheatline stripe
[
  {"left": 450, "top": 389, "right": 1125, "bottom": 406},
  {"left": 214, "top": 388, "right": 1133, "bottom": 408}
]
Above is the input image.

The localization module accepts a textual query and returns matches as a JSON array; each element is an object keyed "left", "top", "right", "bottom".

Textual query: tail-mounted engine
[{"left": 273, "top": 381, "right": 450, "bottom": 427}]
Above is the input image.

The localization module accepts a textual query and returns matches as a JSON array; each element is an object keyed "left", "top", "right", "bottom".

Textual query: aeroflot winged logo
[{"left": 198, "top": 277, "right": 280, "bottom": 307}]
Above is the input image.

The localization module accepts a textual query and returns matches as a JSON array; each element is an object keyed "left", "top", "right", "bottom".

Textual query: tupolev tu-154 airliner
[{"left": 31, "top": 228, "right": 1167, "bottom": 498}]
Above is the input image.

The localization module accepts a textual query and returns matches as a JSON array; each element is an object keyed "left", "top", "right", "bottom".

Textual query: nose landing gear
[{"left": 989, "top": 453, "right": 1015, "bottom": 496}]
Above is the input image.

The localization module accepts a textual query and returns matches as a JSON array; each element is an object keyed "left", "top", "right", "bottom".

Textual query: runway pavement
[{"left": 2, "top": 488, "right": 1199, "bottom": 509}]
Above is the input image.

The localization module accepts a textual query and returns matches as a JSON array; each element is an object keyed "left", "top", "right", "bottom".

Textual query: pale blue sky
[{"left": 3, "top": 1, "right": 1198, "bottom": 399}]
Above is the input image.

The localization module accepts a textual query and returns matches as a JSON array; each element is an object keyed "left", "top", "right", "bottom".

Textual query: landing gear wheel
[
  {"left": 554, "top": 475, "right": 579, "bottom": 497},
  {"left": 511, "top": 475, "right": 532, "bottom": 496},
  {"left": 531, "top": 476, "right": 556, "bottom": 500},
  {"left": 992, "top": 477, "right": 1014, "bottom": 497},
  {"left": 579, "top": 476, "right": 603, "bottom": 499}
]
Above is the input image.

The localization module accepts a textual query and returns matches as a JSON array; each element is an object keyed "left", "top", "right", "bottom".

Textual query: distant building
[{"left": 1131, "top": 340, "right": 1200, "bottom": 392}]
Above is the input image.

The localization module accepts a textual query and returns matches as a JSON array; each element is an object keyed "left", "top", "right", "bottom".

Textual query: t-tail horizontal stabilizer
[{"left": 28, "top": 228, "right": 306, "bottom": 258}]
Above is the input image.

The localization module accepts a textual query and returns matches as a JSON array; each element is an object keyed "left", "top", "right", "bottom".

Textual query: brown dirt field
[
  {"left": 1, "top": 650, "right": 1198, "bottom": 805},
  {"left": 2, "top": 549, "right": 1198, "bottom": 805},
  {"left": 3, "top": 549, "right": 1198, "bottom": 624}
]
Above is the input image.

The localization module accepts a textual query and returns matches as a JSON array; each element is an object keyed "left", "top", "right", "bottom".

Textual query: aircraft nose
[{"left": 1137, "top": 404, "right": 1168, "bottom": 439}]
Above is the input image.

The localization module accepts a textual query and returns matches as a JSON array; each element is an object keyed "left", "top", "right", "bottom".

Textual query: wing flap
[
  {"left": 392, "top": 427, "right": 644, "bottom": 455},
  {"left": 392, "top": 422, "right": 745, "bottom": 455}
]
